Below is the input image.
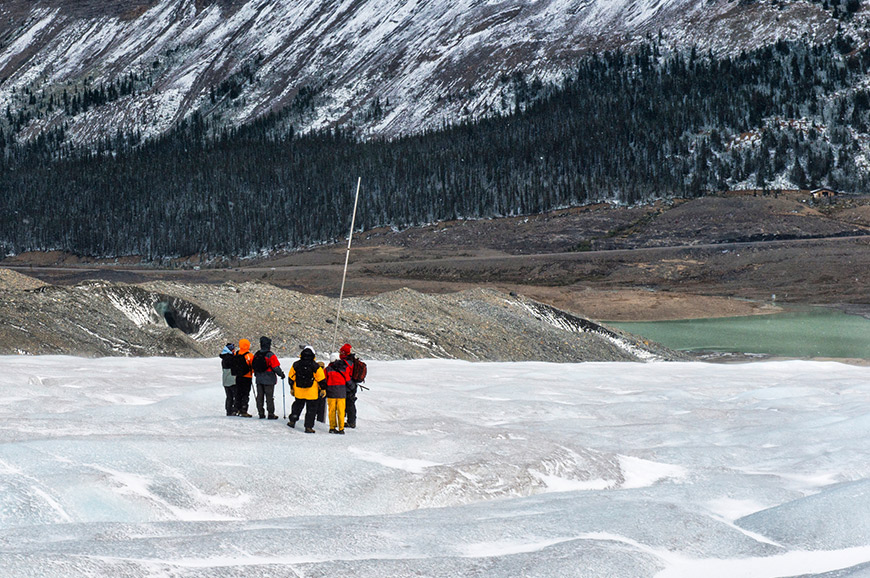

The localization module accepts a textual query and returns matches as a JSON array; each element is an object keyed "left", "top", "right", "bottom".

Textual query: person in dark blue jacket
[{"left": 219, "top": 343, "right": 236, "bottom": 416}]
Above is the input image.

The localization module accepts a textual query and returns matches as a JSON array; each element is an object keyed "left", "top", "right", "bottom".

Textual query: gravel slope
[{"left": 0, "top": 274, "right": 681, "bottom": 361}]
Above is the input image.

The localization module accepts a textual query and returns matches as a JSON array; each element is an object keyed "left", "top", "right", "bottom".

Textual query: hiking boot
[
  {"left": 346, "top": 422, "right": 356, "bottom": 428},
  {"left": 329, "top": 429, "right": 337, "bottom": 434},
  {"left": 304, "top": 428, "right": 316, "bottom": 434},
  {"left": 337, "top": 429, "right": 345, "bottom": 435},
  {"left": 287, "top": 419, "right": 296, "bottom": 428},
  {"left": 259, "top": 415, "right": 266, "bottom": 419},
  {"left": 239, "top": 412, "right": 252, "bottom": 418},
  {"left": 267, "top": 415, "right": 279, "bottom": 420}
]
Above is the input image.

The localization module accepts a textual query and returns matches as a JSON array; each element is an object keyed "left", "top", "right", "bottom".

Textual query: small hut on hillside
[{"left": 811, "top": 187, "right": 838, "bottom": 199}]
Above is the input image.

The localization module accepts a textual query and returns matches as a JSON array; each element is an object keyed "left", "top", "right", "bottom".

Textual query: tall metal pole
[{"left": 330, "top": 177, "right": 361, "bottom": 354}]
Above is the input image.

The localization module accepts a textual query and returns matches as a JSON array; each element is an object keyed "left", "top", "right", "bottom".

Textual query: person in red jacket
[
  {"left": 324, "top": 352, "right": 353, "bottom": 434},
  {"left": 340, "top": 343, "right": 360, "bottom": 428},
  {"left": 253, "top": 336, "right": 285, "bottom": 420}
]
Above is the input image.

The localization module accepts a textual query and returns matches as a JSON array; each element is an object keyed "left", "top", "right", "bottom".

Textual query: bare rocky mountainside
[
  {"left": 0, "top": 268, "right": 680, "bottom": 361},
  {"left": 0, "top": 0, "right": 844, "bottom": 146}
]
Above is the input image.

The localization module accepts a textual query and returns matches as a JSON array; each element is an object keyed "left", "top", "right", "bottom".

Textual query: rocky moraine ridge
[{"left": 0, "top": 269, "right": 680, "bottom": 362}]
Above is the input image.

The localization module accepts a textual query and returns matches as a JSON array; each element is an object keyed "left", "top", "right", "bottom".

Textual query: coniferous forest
[{"left": 0, "top": 38, "right": 867, "bottom": 258}]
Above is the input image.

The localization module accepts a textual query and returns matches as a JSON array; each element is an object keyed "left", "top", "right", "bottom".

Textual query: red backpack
[{"left": 350, "top": 358, "right": 367, "bottom": 382}]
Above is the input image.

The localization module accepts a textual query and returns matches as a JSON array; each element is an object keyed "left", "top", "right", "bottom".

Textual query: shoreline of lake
[{"left": 610, "top": 306, "right": 870, "bottom": 362}]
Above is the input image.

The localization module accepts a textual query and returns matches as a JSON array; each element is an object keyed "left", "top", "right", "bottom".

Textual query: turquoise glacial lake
[{"left": 609, "top": 308, "right": 870, "bottom": 359}]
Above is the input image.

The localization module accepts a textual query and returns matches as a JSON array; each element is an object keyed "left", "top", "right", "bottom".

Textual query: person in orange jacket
[
  {"left": 233, "top": 338, "right": 255, "bottom": 417},
  {"left": 324, "top": 352, "right": 353, "bottom": 434},
  {"left": 287, "top": 346, "right": 327, "bottom": 433}
]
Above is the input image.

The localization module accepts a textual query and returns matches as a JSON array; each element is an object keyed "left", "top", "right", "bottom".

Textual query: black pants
[
  {"left": 256, "top": 383, "right": 276, "bottom": 417},
  {"left": 346, "top": 381, "right": 358, "bottom": 425},
  {"left": 234, "top": 377, "right": 252, "bottom": 413},
  {"left": 290, "top": 398, "right": 320, "bottom": 429},
  {"left": 224, "top": 386, "right": 234, "bottom": 415}
]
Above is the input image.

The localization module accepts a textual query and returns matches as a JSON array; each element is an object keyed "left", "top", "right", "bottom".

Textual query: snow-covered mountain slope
[
  {"left": 1, "top": 357, "right": 869, "bottom": 576},
  {"left": 0, "top": 0, "right": 843, "bottom": 145}
]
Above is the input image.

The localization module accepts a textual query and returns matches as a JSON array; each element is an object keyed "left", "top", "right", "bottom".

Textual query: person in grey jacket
[
  {"left": 219, "top": 343, "right": 236, "bottom": 416},
  {"left": 253, "top": 336, "right": 285, "bottom": 419}
]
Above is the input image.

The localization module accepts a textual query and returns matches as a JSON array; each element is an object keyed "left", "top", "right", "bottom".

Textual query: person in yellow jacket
[
  {"left": 287, "top": 345, "right": 327, "bottom": 433},
  {"left": 231, "top": 338, "right": 255, "bottom": 417}
]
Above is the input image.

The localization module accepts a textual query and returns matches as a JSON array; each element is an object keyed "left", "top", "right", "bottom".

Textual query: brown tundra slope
[{"left": 4, "top": 194, "right": 870, "bottom": 341}]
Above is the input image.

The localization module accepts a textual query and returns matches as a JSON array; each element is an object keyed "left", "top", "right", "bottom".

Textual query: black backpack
[
  {"left": 293, "top": 359, "right": 317, "bottom": 388},
  {"left": 230, "top": 352, "right": 250, "bottom": 376},
  {"left": 251, "top": 351, "right": 272, "bottom": 373}
]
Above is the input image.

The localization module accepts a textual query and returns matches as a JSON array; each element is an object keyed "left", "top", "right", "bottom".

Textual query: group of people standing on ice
[{"left": 220, "top": 338, "right": 366, "bottom": 434}]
